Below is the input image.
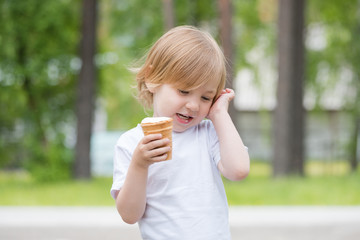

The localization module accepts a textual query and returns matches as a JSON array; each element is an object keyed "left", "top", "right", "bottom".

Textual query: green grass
[
  {"left": 0, "top": 172, "right": 114, "bottom": 206},
  {"left": 0, "top": 161, "right": 359, "bottom": 206},
  {"left": 225, "top": 161, "right": 360, "bottom": 205}
]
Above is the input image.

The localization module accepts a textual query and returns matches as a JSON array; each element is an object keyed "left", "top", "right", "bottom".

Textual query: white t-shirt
[{"left": 111, "top": 120, "right": 231, "bottom": 240}]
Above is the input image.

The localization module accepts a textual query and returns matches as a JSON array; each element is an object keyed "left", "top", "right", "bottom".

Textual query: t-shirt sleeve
[
  {"left": 110, "top": 138, "right": 133, "bottom": 200},
  {"left": 206, "top": 120, "right": 248, "bottom": 168}
]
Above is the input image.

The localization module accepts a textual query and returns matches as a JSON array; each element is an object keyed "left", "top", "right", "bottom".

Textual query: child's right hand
[{"left": 132, "top": 134, "right": 171, "bottom": 169}]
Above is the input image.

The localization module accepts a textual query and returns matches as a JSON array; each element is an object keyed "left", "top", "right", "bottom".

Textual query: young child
[{"left": 111, "top": 25, "right": 250, "bottom": 240}]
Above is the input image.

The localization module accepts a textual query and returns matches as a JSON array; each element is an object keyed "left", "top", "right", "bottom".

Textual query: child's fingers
[
  {"left": 142, "top": 133, "right": 163, "bottom": 144},
  {"left": 222, "top": 88, "right": 234, "bottom": 95},
  {"left": 154, "top": 154, "right": 169, "bottom": 162},
  {"left": 226, "top": 88, "right": 234, "bottom": 94},
  {"left": 149, "top": 146, "right": 171, "bottom": 160},
  {"left": 144, "top": 137, "right": 170, "bottom": 151},
  {"left": 222, "top": 88, "right": 235, "bottom": 100},
  {"left": 151, "top": 154, "right": 169, "bottom": 163}
]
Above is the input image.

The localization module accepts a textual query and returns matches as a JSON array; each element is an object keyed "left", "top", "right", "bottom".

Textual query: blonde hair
[{"left": 135, "top": 25, "right": 226, "bottom": 109}]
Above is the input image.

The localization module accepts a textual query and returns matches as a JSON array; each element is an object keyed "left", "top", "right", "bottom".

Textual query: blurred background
[{"left": 0, "top": 0, "right": 359, "bottom": 207}]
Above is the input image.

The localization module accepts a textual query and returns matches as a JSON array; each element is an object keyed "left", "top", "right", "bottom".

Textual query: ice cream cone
[{"left": 141, "top": 117, "right": 173, "bottom": 160}]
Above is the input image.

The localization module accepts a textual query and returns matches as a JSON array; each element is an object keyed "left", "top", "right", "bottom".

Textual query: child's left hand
[{"left": 207, "top": 88, "right": 235, "bottom": 120}]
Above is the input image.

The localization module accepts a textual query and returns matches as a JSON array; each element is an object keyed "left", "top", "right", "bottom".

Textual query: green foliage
[
  {"left": 306, "top": 0, "right": 360, "bottom": 165},
  {"left": 23, "top": 135, "right": 73, "bottom": 182},
  {"left": 0, "top": 0, "right": 80, "bottom": 180},
  {"left": 97, "top": 0, "right": 155, "bottom": 130},
  {"left": 175, "top": 0, "right": 217, "bottom": 26},
  {"left": 108, "top": 0, "right": 164, "bottom": 54},
  {"left": 306, "top": 0, "right": 360, "bottom": 107},
  {"left": 233, "top": 0, "right": 277, "bottom": 69}
]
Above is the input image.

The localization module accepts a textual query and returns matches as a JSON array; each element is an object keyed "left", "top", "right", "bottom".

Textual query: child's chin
[{"left": 172, "top": 125, "right": 189, "bottom": 133}]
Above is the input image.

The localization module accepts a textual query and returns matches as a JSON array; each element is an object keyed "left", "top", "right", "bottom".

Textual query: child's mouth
[{"left": 176, "top": 113, "right": 193, "bottom": 123}]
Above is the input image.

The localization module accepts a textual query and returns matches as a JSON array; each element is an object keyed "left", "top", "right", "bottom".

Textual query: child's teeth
[{"left": 179, "top": 114, "right": 189, "bottom": 119}]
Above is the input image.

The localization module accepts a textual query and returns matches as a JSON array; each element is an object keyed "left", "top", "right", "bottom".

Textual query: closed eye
[
  {"left": 202, "top": 96, "right": 212, "bottom": 101},
  {"left": 178, "top": 89, "right": 189, "bottom": 95}
]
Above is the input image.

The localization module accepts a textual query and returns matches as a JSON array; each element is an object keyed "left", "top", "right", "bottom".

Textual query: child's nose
[{"left": 185, "top": 99, "right": 199, "bottom": 112}]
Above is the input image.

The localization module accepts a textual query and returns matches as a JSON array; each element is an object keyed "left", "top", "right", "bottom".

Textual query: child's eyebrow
[{"left": 205, "top": 90, "right": 216, "bottom": 94}]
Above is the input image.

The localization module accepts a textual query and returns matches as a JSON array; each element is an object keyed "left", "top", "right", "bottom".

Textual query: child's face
[{"left": 151, "top": 78, "right": 219, "bottom": 132}]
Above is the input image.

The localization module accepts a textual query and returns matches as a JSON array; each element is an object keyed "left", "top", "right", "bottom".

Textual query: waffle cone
[{"left": 141, "top": 118, "right": 173, "bottom": 160}]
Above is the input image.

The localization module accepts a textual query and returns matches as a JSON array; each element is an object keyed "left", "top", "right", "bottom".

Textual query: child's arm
[
  {"left": 208, "top": 88, "right": 250, "bottom": 181},
  {"left": 115, "top": 134, "right": 170, "bottom": 224}
]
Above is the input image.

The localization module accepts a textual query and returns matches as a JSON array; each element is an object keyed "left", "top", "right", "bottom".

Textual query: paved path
[{"left": 1, "top": 206, "right": 360, "bottom": 240}]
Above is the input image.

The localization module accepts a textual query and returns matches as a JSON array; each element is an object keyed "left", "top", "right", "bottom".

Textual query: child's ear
[{"left": 145, "top": 82, "right": 156, "bottom": 93}]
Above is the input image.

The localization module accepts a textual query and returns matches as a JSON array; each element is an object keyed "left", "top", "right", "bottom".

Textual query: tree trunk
[
  {"left": 217, "top": 0, "right": 238, "bottom": 127},
  {"left": 273, "top": 0, "right": 306, "bottom": 177},
  {"left": 162, "top": 0, "right": 175, "bottom": 31},
  {"left": 74, "top": 0, "right": 97, "bottom": 179},
  {"left": 349, "top": 81, "right": 360, "bottom": 172},
  {"left": 350, "top": 116, "right": 359, "bottom": 172},
  {"left": 349, "top": 1, "right": 360, "bottom": 172}
]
